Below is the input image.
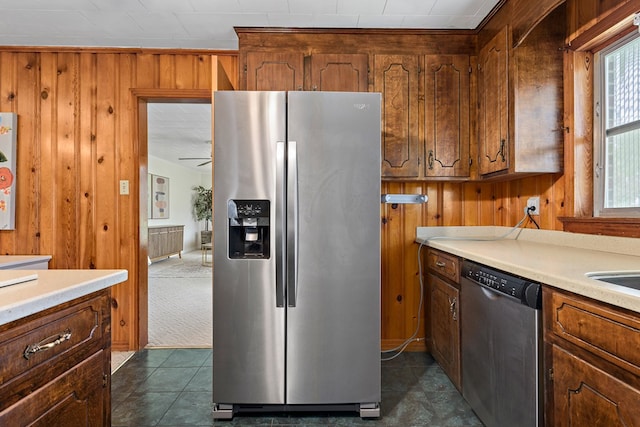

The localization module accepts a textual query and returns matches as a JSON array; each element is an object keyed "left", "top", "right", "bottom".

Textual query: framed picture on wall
[
  {"left": 0, "top": 113, "right": 17, "bottom": 230},
  {"left": 151, "top": 174, "right": 170, "bottom": 219}
]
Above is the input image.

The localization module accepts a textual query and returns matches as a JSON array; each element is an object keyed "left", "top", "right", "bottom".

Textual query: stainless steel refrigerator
[{"left": 212, "top": 91, "right": 381, "bottom": 420}]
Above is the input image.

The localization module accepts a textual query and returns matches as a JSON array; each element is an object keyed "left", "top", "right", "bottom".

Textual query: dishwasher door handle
[{"left": 480, "top": 286, "right": 502, "bottom": 301}]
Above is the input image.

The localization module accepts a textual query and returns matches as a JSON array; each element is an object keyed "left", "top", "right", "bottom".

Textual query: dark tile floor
[{"left": 111, "top": 349, "right": 483, "bottom": 427}]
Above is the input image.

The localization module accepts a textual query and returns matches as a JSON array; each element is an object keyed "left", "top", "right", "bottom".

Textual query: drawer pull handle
[
  {"left": 435, "top": 261, "right": 446, "bottom": 268},
  {"left": 23, "top": 329, "right": 72, "bottom": 360}
]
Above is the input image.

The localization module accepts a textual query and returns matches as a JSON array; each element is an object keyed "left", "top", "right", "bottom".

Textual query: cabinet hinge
[
  {"left": 548, "top": 368, "right": 554, "bottom": 382},
  {"left": 243, "top": 64, "right": 247, "bottom": 73},
  {"left": 469, "top": 66, "right": 472, "bottom": 74},
  {"left": 103, "top": 373, "right": 108, "bottom": 388}
]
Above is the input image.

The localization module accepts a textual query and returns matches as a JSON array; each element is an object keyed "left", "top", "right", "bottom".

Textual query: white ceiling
[
  {"left": 148, "top": 103, "right": 212, "bottom": 172},
  {"left": 0, "top": 0, "right": 501, "bottom": 172},
  {"left": 0, "top": 0, "right": 500, "bottom": 50}
]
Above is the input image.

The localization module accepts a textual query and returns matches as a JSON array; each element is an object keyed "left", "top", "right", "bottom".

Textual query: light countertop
[
  {"left": 417, "top": 226, "right": 640, "bottom": 313},
  {"left": 0, "top": 255, "right": 52, "bottom": 269},
  {"left": 0, "top": 269, "right": 128, "bottom": 326}
]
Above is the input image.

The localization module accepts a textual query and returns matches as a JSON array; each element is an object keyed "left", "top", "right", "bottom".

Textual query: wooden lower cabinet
[
  {"left": 0, "top": 289, "right": 111, "bottom": 426},
  {"left": 550, "top": 344, "right": 640, "bottom": 426},
  {"left": 425, "top": 248, "right": 461, "bottom": 391},
  {"left": 429, "top": 274, "right": 461, "bottom": 390},
  {"left": 543, "top": 286, "right": 640, "bottom": 426}
]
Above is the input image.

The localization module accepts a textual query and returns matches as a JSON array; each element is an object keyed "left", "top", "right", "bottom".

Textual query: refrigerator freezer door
[
  {"left": 285, "top": 91, "right": 381, "bottom": 405},
  {"left": 213, "top": 91, "right": 286, "bottom": 405}
]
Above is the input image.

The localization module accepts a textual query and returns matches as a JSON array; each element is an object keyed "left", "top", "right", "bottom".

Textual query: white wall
[{"left": 148, "top": 155, "right": 211, "bottom": 252}]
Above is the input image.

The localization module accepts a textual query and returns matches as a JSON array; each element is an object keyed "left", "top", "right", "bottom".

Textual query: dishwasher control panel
[{"left": 461, "top": 260, "right": 541, "bottom": 309}]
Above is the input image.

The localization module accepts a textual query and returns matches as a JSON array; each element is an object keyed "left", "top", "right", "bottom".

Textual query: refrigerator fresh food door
[
  {"left": 213, "top": 91, "right": 286, "bottom": 404},
  {"left": 285, "top": 91, "right": 381, "bottom": 405}
]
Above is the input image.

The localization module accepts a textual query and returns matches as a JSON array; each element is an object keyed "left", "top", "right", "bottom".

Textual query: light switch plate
[{"left": 119, "top": 180, "right": 130, "bottom": 195}]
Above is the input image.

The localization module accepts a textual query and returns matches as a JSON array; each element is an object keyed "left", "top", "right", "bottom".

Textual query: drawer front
[
  {"left": 427, "top": 248, "right": 459, "bottom": 282},
  {"left": 0, "top": 350, "right": 107, "bottom": 427},
  {"left": 0, "top": 293, "right": 108, "bottom": 389},
  {"left": 544, "top": 287, "right": 640, "bottom": 376}
]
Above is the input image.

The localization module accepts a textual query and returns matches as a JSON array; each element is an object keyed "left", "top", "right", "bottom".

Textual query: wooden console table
[{"left": 148, "top": 225, "right": 184, "bottom": 261}]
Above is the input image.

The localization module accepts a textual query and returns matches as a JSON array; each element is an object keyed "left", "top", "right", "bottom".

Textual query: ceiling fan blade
[{"left": 197, "top": 160, "right": 212, "bottom": 166}]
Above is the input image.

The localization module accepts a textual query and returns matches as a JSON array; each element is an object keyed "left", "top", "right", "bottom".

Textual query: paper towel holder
[{"left": 381, "top": 194, "right": 428, "bottom": 208}]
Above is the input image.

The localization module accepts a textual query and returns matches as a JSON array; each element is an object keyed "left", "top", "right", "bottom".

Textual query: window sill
[{"left": 558, "top": 217, "right": 640, "bottom": 238}]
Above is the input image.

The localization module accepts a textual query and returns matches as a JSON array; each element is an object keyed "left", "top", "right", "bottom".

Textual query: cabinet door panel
[
  {"left": 374, "top": 55, "right": 420, "bottom": 178},
  {"left": 424, "top": 55, "right": 470, "bottom": 177},
  {"left": 309, "top": 54, "right": 368, "bottom": 92},
  {"left": 478, "top": 27, "right": 509, "bottom": 176},
  {"left": 0, "top": 351, "right": 107, "bottom": 426},
  {"left": 429, "top": 274, "right": 461, "bottom": 390},
  {"left": 246, "top": 52, "right": 304, "bottom": 91},
  {"left": 552, "top": 344, "right": 640, "bottom": 427}
]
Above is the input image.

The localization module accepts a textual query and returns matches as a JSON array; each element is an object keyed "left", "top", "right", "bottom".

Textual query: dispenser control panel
[
  {"left": 234, "top": 201, "right": 268, "bottom": 218},
  {"left": 227, "top": 199, "right": 270, "bottom": 259}
]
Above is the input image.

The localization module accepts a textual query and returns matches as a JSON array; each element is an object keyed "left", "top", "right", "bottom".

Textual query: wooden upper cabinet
[
  {"left": 245, "top": 51, "right": 368, "bottom": 92},
  {"left": 477, "top": 6, "right": 564, "bottom": 180},
  {"left": 375, "top": 55, "right": 420, "bottom": 178},
  {"left": 478, "top": 27, "right": 509, "bottom": 176},
  {"left": 246, "top": 52, "right": 304, "bottom": 91},
  {"left": 309, "top": 54, "right": 369, "bottom": 92},
  {"left": 424, "top": 55, "right": 471, "bottom": 178}
]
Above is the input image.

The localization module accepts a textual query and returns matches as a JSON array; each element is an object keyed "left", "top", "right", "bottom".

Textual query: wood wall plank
[
  {"left": 38, "top": 53, "right": 56, "bottom": 263},
  {"left": 115, "top": 53, "right": 138, "bottom": 349},
  {"left": 78, "top": 53, "right": 97, "bottom": 269},
  {"left": 14, "top": 53, "right": 40, "bottom": 255},
  {"left": 55, "top": 52, "right": 79, "bottom": 268}
]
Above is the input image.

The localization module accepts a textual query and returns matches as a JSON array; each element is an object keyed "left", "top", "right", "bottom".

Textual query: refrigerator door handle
[
  {"left": 275, "top": 141, "right": 286, "bottom": 308},
  {"left": 287, "top": 140, "right": 298, "bottom": 307}
]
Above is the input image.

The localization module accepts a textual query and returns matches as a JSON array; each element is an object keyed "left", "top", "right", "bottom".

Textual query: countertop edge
[
  {"left": 0, "top": 255, "right": 53, "bottom": 269},
  {"left": 0, "top": 269, "right": 128, "bottom": 326}
]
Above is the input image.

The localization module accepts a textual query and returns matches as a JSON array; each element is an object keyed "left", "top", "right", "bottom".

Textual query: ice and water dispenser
[{"left": 227, "top": 199, "right": 270, "bottom": 259}]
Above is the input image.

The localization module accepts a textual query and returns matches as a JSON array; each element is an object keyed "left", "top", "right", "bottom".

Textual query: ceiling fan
[{"left": 178, "top": 157, "right": 211, "bottom": 167}]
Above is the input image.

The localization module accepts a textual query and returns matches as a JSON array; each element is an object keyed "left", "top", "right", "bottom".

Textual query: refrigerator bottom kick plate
[{"left": 212, "top": 403, "right": 381, "bottom": 420}]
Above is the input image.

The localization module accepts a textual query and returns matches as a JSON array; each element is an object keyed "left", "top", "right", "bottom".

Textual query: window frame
[{"left": 593, "top": 30, "right": 640, "bottom": 218}]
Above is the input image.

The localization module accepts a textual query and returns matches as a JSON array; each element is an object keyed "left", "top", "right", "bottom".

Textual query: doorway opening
[
  {"left": 132, "top": 89, "right": 212, "bottom": 350},
  {"left": 146, "top": 102, "right": 212, "bottom": 348}
]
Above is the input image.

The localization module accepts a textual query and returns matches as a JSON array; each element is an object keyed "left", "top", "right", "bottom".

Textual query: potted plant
[{"left": 192, "top": 185, "right": 212, "bottom": 244}]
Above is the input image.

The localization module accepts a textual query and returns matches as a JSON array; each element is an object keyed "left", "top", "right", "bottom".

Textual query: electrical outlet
[{"left": 527, "top": 197, "right": 540, "bottom": 216}]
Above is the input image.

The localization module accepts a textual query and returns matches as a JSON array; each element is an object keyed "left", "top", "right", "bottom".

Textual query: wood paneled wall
[
  {"left": 380, "top": 174, "right": 565, "bottom": 350},
  {"left": 0, "top": 48, "right": 235, "bottom": 350}
]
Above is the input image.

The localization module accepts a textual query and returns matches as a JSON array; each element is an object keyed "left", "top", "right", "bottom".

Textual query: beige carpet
[{"left": 147, "top": 250, "right": 212, "bottom": 348}]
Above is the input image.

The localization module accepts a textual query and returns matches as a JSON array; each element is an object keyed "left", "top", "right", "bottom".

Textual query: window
[{"left": 594, "top": 31, "right": 640, "bottom": 217}]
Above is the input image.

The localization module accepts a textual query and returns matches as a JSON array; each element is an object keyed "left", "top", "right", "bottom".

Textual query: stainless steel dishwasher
[{"left": 460, "top": 259, "right": 543, "bottom": 427}]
